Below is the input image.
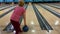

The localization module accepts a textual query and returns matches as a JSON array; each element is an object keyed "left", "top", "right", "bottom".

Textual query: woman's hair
[{"left": 18, "top": 1, "right": 24, "bottom": 7}]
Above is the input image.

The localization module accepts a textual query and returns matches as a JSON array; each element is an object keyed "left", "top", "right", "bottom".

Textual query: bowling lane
[
  {"left": 0, "top": 10, "right": 13, "bottom": 26},
  {"left": 0, "top": 4, "right": 28, "bottom": 34},
  {"left": 0, "top": 4, "right": 27, "bottom": 29},
  {"left": 0, "top": 5, "right": 12, "bottom": 11},
  {"left": 20, "top": 3, "right": 43, "bottom": 34},
  {"left": 21, "top": 3, "right": 45, "bottom": 34},
  {"left": 50, "top": 3, "right": 60, "bottom": 6},
  {"left": 0, "top": 5, "right": 6, "bottom": 8},
  {"left": 0, "top": 10, "right": 14, "bottom": 34},
  {"left": 0, "top": 4, "right": 11, "bottom": 8},
  {"left": 45, "top": 3, "right": 60, "bottom": 9},
  {"left": 43, "top": 4, "right": 60, "bottom": 13},
  {"left": 46, "top": 3, "right": 60, "bottom": 6},
  {"left": 0, "top": 3, "right": 44, "bottom": 34},
  {"left": 35, "top": 4, "right": 60, "bottom": 34},
  {"left": 0, "top": 6, "right": 15, "bottom": 15}
]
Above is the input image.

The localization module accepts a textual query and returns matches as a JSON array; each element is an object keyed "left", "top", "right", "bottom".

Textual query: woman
[{"left": 10, "top": 1, "right": 26, "bottom": 34}]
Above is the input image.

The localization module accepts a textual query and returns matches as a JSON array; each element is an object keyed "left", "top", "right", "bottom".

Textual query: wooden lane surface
[{"left": 35, "top": 4, "right": 60, "bottom": 34}]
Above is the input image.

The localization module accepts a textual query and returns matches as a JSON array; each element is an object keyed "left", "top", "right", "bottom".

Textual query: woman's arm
[{"left": 23, "top": 11, "right": 26, "bottom": 25}]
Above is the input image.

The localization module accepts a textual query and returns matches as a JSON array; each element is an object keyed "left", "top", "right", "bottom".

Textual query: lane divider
[
  {"left": 39, "top": 4, "right": 60, "bottom": 18},
  {"left": 0, "top": 5, "right": 14, "bottom": 11},
  {"left": 0, "top": 5, "right": 8, "bottom": 8},
  {"left": 0, "top": 6, "right": 16, "bottom": 18},
  {"left": 46, "top": 4, "right": 60, "bottom": 9},
  {"left": 32, "top": 4, "right": 53, "bottom": 32},
  {"left": 42, "top": 4, "right": 60, "bottom": 14}
]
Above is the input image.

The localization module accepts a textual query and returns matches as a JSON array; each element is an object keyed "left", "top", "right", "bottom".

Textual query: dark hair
[{"left": 18, "top": 1, "right": 24, "bottom": 7}]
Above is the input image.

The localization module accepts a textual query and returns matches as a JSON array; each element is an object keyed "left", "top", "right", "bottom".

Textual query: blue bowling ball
[{"left": 23, "top": 25, "right": 29, "bottom": 32}]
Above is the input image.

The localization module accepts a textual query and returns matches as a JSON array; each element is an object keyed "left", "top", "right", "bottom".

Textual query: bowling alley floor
[{"left": 0, "top": 3, "right": 60, "bottom": 34}]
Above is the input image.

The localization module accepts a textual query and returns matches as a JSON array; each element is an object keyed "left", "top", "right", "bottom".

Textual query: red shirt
[{"left": 10, "top": 6, "right": 25, "bottom": 22}]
